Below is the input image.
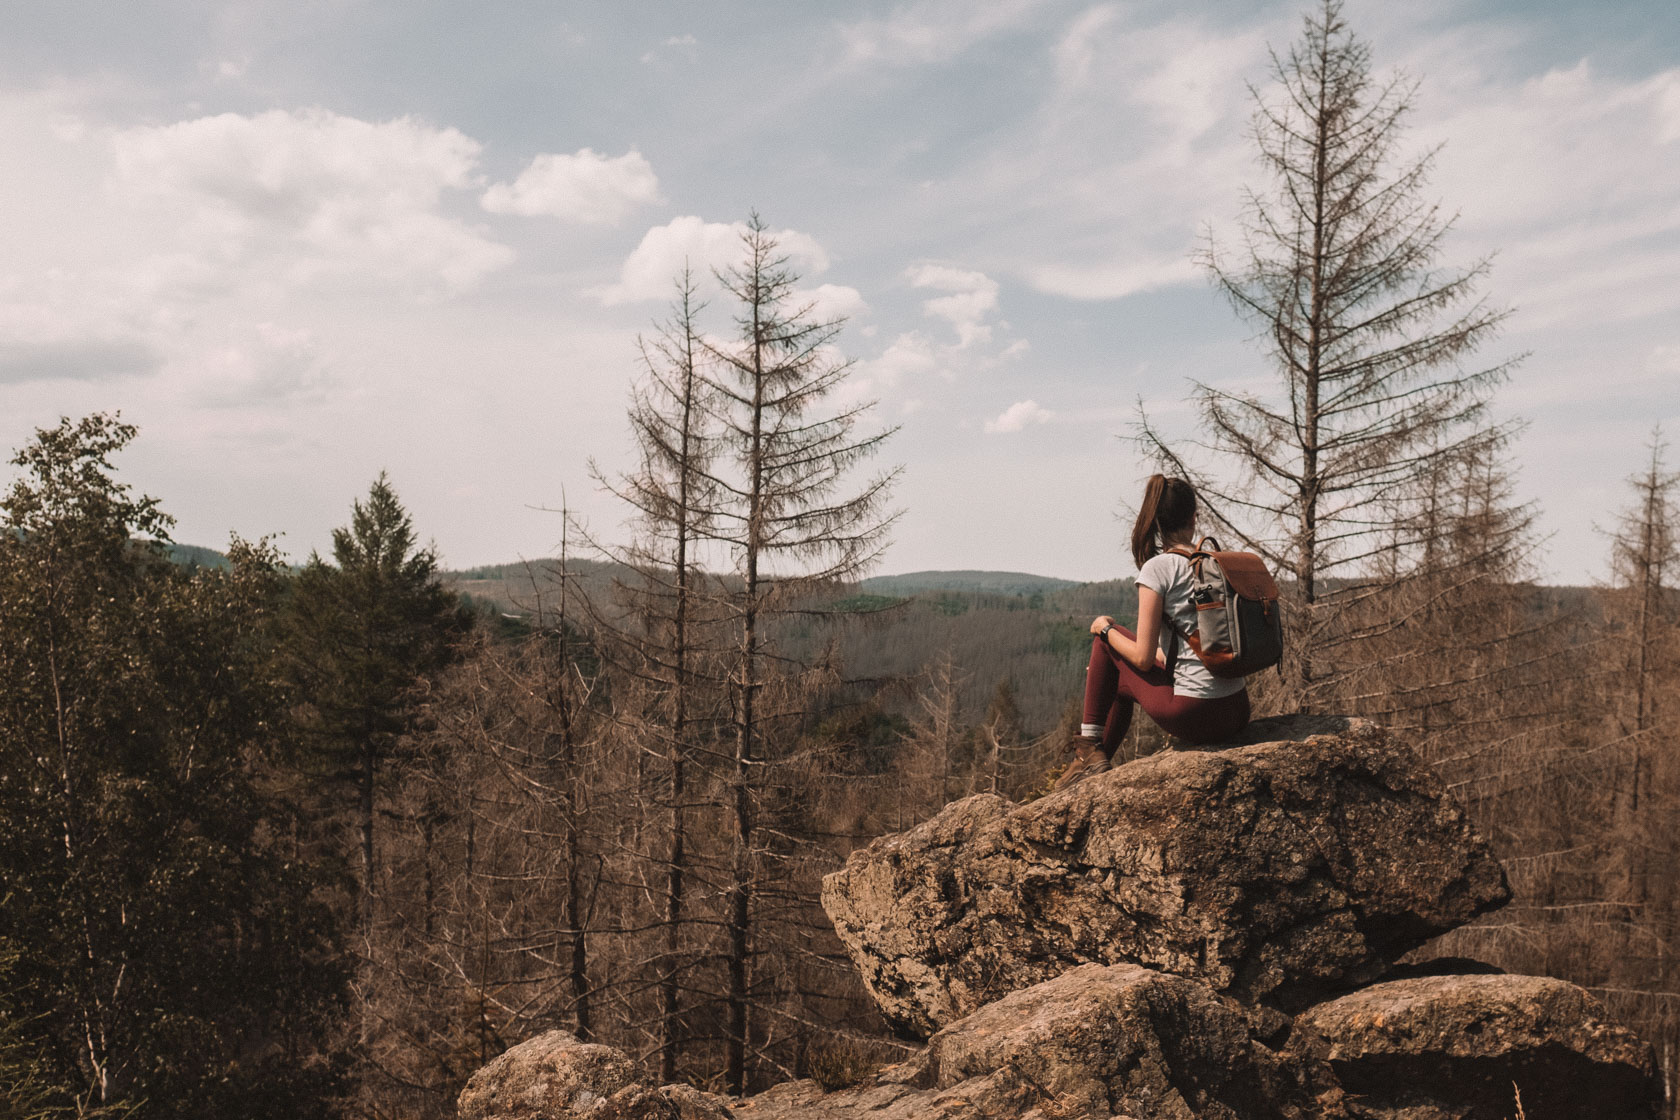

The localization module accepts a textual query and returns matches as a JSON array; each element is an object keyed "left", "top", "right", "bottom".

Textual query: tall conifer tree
[
  {"left": 1141, "top": 0, "right": 1521, "bottom": 708},
  {"left": 591, "top": 267, "right": 722, "bottom": 1078},
  {"left": 284, "top": 473, "right": 464, "bottom": 931},
  {"left": 701, "top": 215, "right": 899, "bottom": 1092}
]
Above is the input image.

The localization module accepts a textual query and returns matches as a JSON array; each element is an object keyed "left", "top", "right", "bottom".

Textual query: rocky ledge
[
  {"left": 822, "top": 715, "right": 1510, "bottom": 1036},
  {"left": 457, "top": 715, "right": 1661, "bottom": 1120},
  {"left": 465, "top": 964, "right": 1342, "bottom": 1120},
  {"left": 1292, "top": 970, "right": 1656, "bottom": 1119}
]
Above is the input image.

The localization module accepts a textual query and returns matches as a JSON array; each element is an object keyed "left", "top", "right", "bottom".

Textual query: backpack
[{"left": 1162, "top": 538, "right": 1284, "bottom": 679}]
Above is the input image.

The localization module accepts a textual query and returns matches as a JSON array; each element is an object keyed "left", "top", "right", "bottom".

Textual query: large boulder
[
  {"left": 459, "top": 967, "right": 1340, "bottom": 1120},
  {"left": 1293, "top": 971, "right": 1660, "bottom": 1119},
  {"left": 732, "top": 963, "right": 1342, "bottom": 1119},
  {"left": 456, "top": 1030, "right": 733, "bottom": 1120},
  {"left": 821, "top": 716, "right": 1510, "bottom": 1037},
  {"left": 915, "top": 962, "right": 1337, "bottom": 1120}
]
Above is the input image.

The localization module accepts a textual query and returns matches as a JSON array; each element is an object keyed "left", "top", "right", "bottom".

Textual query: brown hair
[{"left": 1130, "top": 474, "right": 1197, "bottom": 568}]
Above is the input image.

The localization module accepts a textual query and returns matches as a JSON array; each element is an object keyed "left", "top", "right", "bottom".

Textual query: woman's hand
[{"left": 1089, "top": 595, "right": 1171, "bottom": 675}]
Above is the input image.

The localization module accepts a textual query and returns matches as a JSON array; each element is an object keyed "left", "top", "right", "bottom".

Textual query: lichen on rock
[
  {"left": 1293, "top": 972, "right": 1659, "bottom": 1119},
  {"left": 821, "top": 716, "right": 1511, "bottom": 1037},
  {"left": 457, "top": 1030, "right": 734, "bottom": 1120}
]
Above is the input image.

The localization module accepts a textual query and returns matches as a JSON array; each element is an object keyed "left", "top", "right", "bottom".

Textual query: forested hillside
[{"left": 444, "top": 560, "right": 1134, "bottom": 734}]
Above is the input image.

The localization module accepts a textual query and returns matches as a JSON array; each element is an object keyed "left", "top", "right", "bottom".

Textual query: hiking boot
[{"left": 1053, "top": 738, "right": 1111, "bottom": 790}]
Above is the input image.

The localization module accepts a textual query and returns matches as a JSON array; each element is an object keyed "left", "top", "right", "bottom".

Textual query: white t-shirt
[{"left": 1136, "top": 552, "right": 1247, "bottom": 699}]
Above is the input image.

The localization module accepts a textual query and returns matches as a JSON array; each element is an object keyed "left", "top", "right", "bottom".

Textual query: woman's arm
[{"left": 1090, "top": 585, "right": 1169, "bottom": 673}]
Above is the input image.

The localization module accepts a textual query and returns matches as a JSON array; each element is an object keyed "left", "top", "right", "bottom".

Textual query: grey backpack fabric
[{"left": 1163, "top": 539, "right": 1284, "bottom": 679}]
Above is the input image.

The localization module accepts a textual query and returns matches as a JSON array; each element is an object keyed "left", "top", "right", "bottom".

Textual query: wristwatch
[{"left": 1098, "top": 624, "right": 1114, "bottom": 643}]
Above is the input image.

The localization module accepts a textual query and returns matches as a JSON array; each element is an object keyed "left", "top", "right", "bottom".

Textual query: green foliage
[
  {"left": 807, "top": 703, "right": 911, "bottom": 775},
  {"left": 284, "top": 472, "right": 466, "bottom": 763},
  {"left": 0, "top": 415, "right": 348, "bottom": 1119},
  {"left": 164, "top": 542, "right": 230, "bottom": 571},
  {"left": 860, "top": 570, "right": 1078, "bottom": 596},
  {"left": 931, "top": 593, "right": 970, "bottom": 617},
  {"left": 281, "top": 473, "right": 468, "bottom": 935},
  {"left": 829, "top": 592, "right": 906, "bottom": 614},
  {"left": 1042, "top": 618, "right": 1095, "bottom": 660},
  {"left": 457, "top": 590, "right": 533, "bottom": 640}
]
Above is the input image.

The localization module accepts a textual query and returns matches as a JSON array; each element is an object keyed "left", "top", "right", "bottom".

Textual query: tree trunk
[
  {"left": 660, "top": 304, "right": 700, "bottom": 1082},
  {"left": 360, "top": 737, "right": 375, "bottom": 932},
  {"left": 726, "top": 287, "right": 768, "bottom": 1096}
]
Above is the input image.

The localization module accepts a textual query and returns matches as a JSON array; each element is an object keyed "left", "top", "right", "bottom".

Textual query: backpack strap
[{"left": 1157, "top": 546, "right": 1200, "bottom": 677}]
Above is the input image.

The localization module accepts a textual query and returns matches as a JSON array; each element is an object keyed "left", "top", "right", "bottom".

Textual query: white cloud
[
  {"left": 795, "top": 283, "right": 868, "bottom": 322},
  {"left": 184, "top": 322, "right": 329, "bottom": 406},
  {"left": 1419, "top": 62, "right": 1680, "bottom": 328},
  {"left": 907, "top": 263, "right": 999, "bottom": 347},
  {"left": 601, "top": 215, "right": 831, "bottom": 304},
  {"left": 1028, "top": 255, "right": 1199, "bottom": 301},
  {"left": 0, "top": 262, "right": 160, "bottom": 384},
  {"left": 984, "top": 399, "right": 1053, "bottom": 433},
  {"left": 111, "top": 108, "right": 512, "bottom": 294},
  {"left": 642, "top": 33, "right": 699, "bottom": 63},
  {"left": 1084, "top": 13, "right": 1262, "bottom": 156},
  {"left": 838, "top": 0, "right": 1047, "bottom": 67},
  {"left": 852, "top": 268, "right": 1024, "bottom": 403},
  {"left": 0, "top": 338, "right": 157, "bottom": 384},
  {"left": 859, "top": 331, "right": 941, "bottom": 389},
  {"left": 996, "top": 7, "right": 1273, "bottom": 302},
  {"left": 481, "top": 148, "right": 660, "bottom": 223}
]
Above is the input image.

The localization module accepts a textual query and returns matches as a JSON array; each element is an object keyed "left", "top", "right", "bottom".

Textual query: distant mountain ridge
[
  {"left": 166, "top": 542, "right": 231, "bottom": 569},
  {"left": 860, "top": 570, "right": 1079, "bottom": 596}
]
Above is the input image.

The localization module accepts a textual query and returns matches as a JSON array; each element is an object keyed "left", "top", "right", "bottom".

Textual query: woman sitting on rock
[{"left": 1057, "top": 474, "right": 1252, "bottom": 788}]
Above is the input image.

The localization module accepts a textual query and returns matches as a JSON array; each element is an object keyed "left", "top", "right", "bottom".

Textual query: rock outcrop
[
  {"left": 822, "top": 716, "right": 1510, "bottom": 1036},
  {"left": 1293, "top": 971, "right": 1659, "bottom": 1119},
  {"left": 901, "top": 962, "right": 1337, "bottom": 1119},
  {"left": 458, "top": 715, "right": 1661, "bottom": 1120},
  {"left": 458, "top": 1031, "right": 734, "bottom": 1120},
  {"left": 465, "top": 965, "right": 1342, "bottom": 1120}
]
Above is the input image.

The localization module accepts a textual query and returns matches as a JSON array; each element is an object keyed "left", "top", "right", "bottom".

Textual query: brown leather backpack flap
[{"left": 1212, "top": 551, "right": 1278, "bottom": 600}]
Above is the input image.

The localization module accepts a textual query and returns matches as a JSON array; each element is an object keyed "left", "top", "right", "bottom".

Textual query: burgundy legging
[{"left": 1084, "top": 629, "right": 1250, "bottom": 750}]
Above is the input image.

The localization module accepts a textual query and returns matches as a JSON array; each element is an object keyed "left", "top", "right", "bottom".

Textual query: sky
[{"left": 0, "top": 0, "right": 1674, "bottom": 585}]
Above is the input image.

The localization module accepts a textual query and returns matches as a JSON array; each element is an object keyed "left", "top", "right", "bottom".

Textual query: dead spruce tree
[
  {"left": 701, "top": 215, "right": 899, "bottom": 1094},
  {"left": 588, "top": 267, "right": 726, "bottom": 1081},
  {"left": 1609, "top": 427, "right": 1679, "bottom": 813},
  {"left": 1599, "top": 427, "right": 1680, "bottom": 1101},
  {"left": 352, "top": 543, "right": 613, "bottom": 1120},
  {"left": 1140, "top": 0, "right": 1521, "bottom": 710}
]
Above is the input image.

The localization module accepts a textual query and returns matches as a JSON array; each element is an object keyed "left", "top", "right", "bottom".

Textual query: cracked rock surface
[
  {"left": 733, "top": 963, "right": 1343, "bottom": 1118},
  {"left": 470, "top": 966, "right": 1344, "bottom": 1120},
  {"left": 821, "top": 716, "right": 1511, "bottom": 1037},
  {"left": 1293, "top": 972, "right": 1658, "bottom": 1119},
  {"left": 457, "top": 1031, "right": 734, "bottom": 1120}
]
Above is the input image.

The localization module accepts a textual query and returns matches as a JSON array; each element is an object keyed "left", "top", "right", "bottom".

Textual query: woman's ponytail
[
  {"left": 1130, "top": 473, "right": 1197, "bottom": 569},
  {"left": 1131, "top": 474, "right": 1167, "bottom": 568}
]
